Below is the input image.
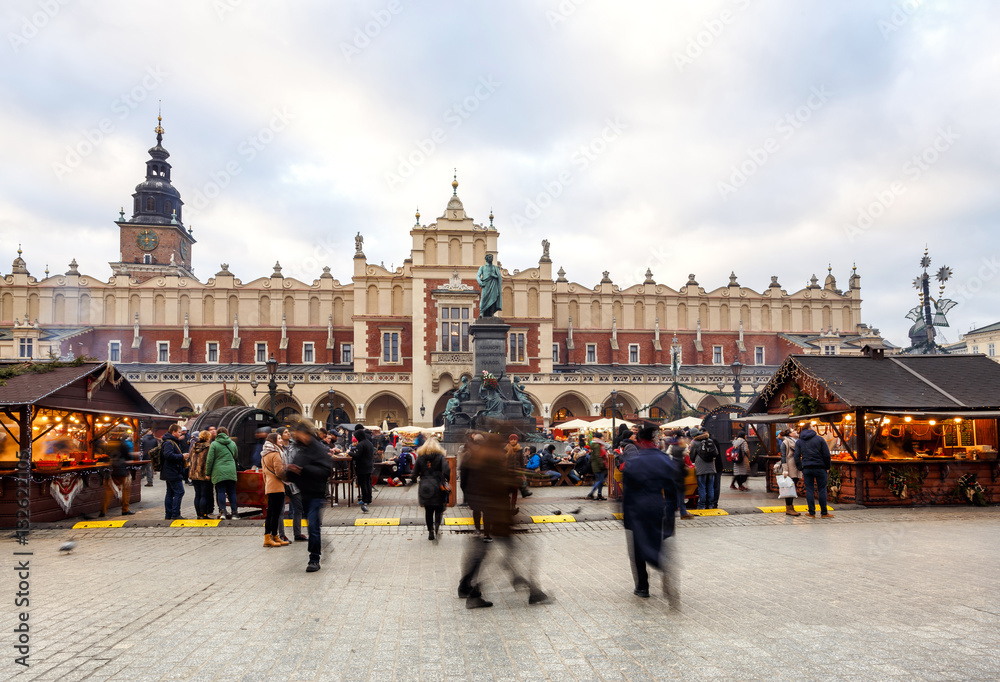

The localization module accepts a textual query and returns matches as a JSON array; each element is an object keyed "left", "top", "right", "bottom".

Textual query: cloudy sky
[{"left": 1, "top": 0, "right": 996, "bottom": 346}]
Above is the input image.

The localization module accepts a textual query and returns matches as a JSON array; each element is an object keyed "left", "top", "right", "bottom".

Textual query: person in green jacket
[
  {"left": 206, "top": 427, "right": 239, "bottom": 519},
  {"left": 586, "top": 435, "right": 608, "bottom": 501}
]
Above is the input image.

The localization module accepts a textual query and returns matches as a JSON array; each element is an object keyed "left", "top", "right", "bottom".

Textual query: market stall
[
  {"left": 0, "top": 361, "right": 161, "bottom": 525},
  {"left": 744, "top": 352, "right": 1000, "bottom": 506}
]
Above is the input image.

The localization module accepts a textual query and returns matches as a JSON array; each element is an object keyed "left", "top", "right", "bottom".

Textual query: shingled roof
[
  {"left": 0, "top": 362, "right": 159, "bottom": 416},
  {"left": 749, "top": 354, "right": 1000, "bottom": 412}
]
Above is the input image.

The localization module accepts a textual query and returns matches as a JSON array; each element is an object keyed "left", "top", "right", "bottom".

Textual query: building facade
[{"left": 0, "top": 121, "right": 886, "bottom": 427}]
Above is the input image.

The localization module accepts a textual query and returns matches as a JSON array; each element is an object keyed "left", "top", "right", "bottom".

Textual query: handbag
[{"left": 772, "top": 461, "right": 783, "bottom": 474}]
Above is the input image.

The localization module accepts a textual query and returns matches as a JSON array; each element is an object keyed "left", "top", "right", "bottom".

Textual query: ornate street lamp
[
  {"left": 419, "top": 391, "right": 426, "bottom": 419},
  {"left": 730, "top": 359, "right": 743, "bottom": 405},
  {"left": 670, "top": 334, "right": 682, "bottom": 420},
  {"left": 266, "top": 353, "right": 278, "bottom": 416}
]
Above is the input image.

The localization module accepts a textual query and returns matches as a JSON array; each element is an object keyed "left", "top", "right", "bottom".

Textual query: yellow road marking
[
  {"left": 686, "top": 509, "right": 729, "bottom": 516},
  {"left": 612, "top": 513, "right": 624, "bottom": 520},
  {"left": 171, "top": 519, "right": 220, "bottom": 527},
  {"left": 282, "top": 519, "right": 308, "bottom": 527},
  {"left": 444, "top": 518, "right": 474, "bottom": 525},
  {"left": 530, "top": 515, "right": 576, "bottom": 524},
  {"left": 72, "top": 520, "right": 128, "bottom": 529},
  {"left": 758, "top": 505, "right": 834, "bottom": 513},
  {"left": 354, "top": 518, "right": 400, "bottom": 526}
]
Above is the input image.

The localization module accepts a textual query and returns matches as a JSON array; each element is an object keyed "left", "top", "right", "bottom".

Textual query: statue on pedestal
[
  {"left": 443, "top": 392, "right": 462, "bottom": 425},
  {"left": 478, "top": 371, "right": 506, "bottom": 418},
  {"left": 455, "top": 375, "right": 471, "bottom": 402},
  {"left": 511, "top": 377, "right": 533, "bottom": 418},
  {"left": 476, "top": 254, "right": 502, "bottom": 317}
]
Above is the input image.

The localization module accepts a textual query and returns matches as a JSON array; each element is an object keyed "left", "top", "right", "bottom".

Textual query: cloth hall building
[{"left": 0, "top": 122, "right": 886, "bottom": 428}]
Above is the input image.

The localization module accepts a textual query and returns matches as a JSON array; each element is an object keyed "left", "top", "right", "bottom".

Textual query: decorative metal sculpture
[
  {"left": 905, "top": 248, "right": 956, "bottom": 353},
  {"left": 511, "top": 377, "right": 533, "bottom": 418},
  {"left": 454, "top": 375, "right": 471, "bottom": 402}
]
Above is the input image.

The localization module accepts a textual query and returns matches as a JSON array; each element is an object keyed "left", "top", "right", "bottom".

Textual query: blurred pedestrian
[
  {"left": 261, "top": 432, "right": 290, "bottom": 547},
  {"left": 666, "top": 430, "right": 693, "bottom": 519},
  {"left": 458, "top": 432, "right": 548, "bottom": 609},
  {"left": 505, "top": 433, "right": 530, "bottom": 507},
  {"left": 206, "top": 426, "right": 239, "bottom": 519},
  {"left": 100, "top": 437, "right": 134, "bottom": 517},
  {"left": 412, "top": 437, "right": 450, "bottom": 542},
  {"left": 139, "top": 429, "right": 157, "bottom": 487},
  {"left": 622, "top": 424, "right": 680, "bottom": 605},
  {"left": 285, "top": 421, "right": 334, "bottom": 572},
  {"left": 188, "top": 430, "right": 215, "bottom": 519},
  {"left": 586, "top": 434, "right": 608, "bottom": 500}
]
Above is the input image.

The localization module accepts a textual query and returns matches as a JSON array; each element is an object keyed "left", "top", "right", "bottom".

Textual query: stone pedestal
[{"left": 443, "top": 316, "right": 535, "bottom": 443}]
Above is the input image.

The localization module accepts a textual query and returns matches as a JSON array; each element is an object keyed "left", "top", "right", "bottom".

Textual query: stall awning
[
  {"left": 870, "top": 410, "right": 1000, "bottom": 419},
  {"left": 740, "top": 410, "right": 850, "bottom": 424}
]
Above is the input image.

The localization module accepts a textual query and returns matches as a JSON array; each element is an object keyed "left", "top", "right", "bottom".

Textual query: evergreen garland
[{"left": 0, "top": 356, "right": 94, "bottom": 387}]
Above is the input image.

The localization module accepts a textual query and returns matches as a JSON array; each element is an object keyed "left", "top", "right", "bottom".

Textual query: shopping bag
[{"left": 776, "top": 474, "right": 796, "bottom": 499}]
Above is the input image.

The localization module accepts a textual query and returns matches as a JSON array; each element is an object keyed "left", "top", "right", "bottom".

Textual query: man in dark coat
[
  {"left": 622, "top": 425, "right": 680, "bottom": 605},
  {"left": 793, "top": 428, "right": 833, "bottom": 518},
  {"left": 161, "top": 424, "right": 187, "bottom": 520},
  {"left": 285, "top": 422, "right": 334, "bottom": 572},
  {"left": 350, "top": 424, "right": 375, "bottom": 512}
]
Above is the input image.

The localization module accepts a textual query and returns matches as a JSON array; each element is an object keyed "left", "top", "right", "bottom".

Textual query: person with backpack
[
  {"left": 206, "top": 426, "right": 239, "bottom": 519},
  {"left": 730, "top": 430, "right": 750, "bottom": 491},
  {"left": 689, "top": 428, "right": 717, "bottom": 510},
  {"left": 793, "top": 427, "right": 833, "bottom": 518},
  {"left": 411, "top": 437, "right": 451, "bottom": 542},
  {"left": 586, "top": 435, "right": 608, "bottom": 500},
  {"left": 160, "top": 424, "right": 187, "bottom": 520}
]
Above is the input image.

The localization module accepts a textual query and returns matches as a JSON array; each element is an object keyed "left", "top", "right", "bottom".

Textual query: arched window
[
  {"left": 103, "top": 294, "right": 116, "bottom": 325},
  {"left": 474, "top": 239, "right": 486, "bottom": 264},
  {"left": 568, "top": 300, "right": 579, "bottom": 325},
  {"left": 822, "top": 305, "right": 832, "bottom": 330},
  {"left": 761, "top": 304, "right": 771, "bottom": 331},
  {"left": 553, "top": 407, "right": 573, "bottom": 421},
  {"left": 699, "top": 303, "right": 709, "bottom": 327},
  {"left": 53, "top": 294, "right": 65, "bottom": 323},
  {"left": 79, "top": 294, "right": 91, "bottom": 324},
  {"left": 590, "top": 300, "right": 602, "bottom": 328},
  {"left": 133, "top": 197, "right": 139, "bottom": 215},
  {"left": 781, "top": 305, "right": 792, "bottom": 330},
  {"left": 283, "top": 295, "right": 295, "bottom": 324},
  {"left": 146, "top": 196, "right": 154, "bottom": 211},
  {"left": 660, "top": 301, "right": 669, "bottom": 327},
  {"left": 366, "top": 285, "right": 379, "bottom": 315},
  {"left": 449, "top": 238, "right": 461, "bottom": 264},
  {"left": 228, "top": 295, "right": 239, "bottom": 323},
  {"left": 164, "top": 200, "right": 171, "bottom": 217},
  {"left": 719, "top": 303, "right": 730, "bottom": 330},
  {"left": 842, "top": 305, "right": 852, "bottom": 331},
  {"left": 502, "top": 287, "right": 514, "bottom": 316},
  {"left": 143, "top": 254, "right": 151, "bottom": 264},
  {"left": 612, "top": 300, "right": 623, "bottom": 326},
  {"left": 633, "top": 301, "right": 645, "bottom": 329},
  {"left": 802, "top": 305, "right": 812, "bottom": 331},
  {"left": 424, "top": 237, "right": 437, "bottom": 265}
]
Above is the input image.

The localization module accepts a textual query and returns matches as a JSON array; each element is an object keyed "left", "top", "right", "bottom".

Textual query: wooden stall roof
[
  {"left": 747, "top": 354, "right": 1000, "bottom": 414},
  {"left": 0, "top": 362, "right": 160, "bottom": 417}
]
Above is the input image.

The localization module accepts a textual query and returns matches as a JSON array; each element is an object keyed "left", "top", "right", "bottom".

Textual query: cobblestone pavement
[{"left": 5, "top": 507, "right": 999, "bottom": 681}]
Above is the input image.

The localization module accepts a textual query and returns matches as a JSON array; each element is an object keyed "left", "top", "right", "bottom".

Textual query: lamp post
[
  {"left": 730, "top": 359, "right": 743, "bottom": 405},
  {"left": 419, "top": 391, "right": 426, "bottom": 419},
  {"left": 670, "top": 334, "right": 682, "bottom": 421},
  {"left": 324, "top": 387, "right": 336, "bottom": 431},
  {"left": 266, "top": 353, "right": 278, "bottom": 417}
]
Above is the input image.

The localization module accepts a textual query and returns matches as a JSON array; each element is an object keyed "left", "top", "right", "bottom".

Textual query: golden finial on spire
[
  {"left": 17, "top": 244, "right": 22, "bottom": 257},
  {"left": 489, "top": 207, "right": 494, "bottom": 227},
  {"left": 154, "top": 100, "right": 164, "bottom": 139},
  {"left": 452, "top": 168, "right": 458, "bottom": 195},
  {"left": 415, "top": 206, "right": 420, "bottom": 223}
]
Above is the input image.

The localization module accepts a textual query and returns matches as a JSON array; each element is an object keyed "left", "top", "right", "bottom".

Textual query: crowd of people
[{"left": 116, "top": 415, "right": 833, "bottom": 596}]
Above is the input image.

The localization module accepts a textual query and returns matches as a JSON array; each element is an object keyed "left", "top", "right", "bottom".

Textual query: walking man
[
  {"left": 285, "top": 422, "right": 334, "bottom": 572},
  {"left": 139, "top": 429, "right": 157, "bottom": 486}
]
